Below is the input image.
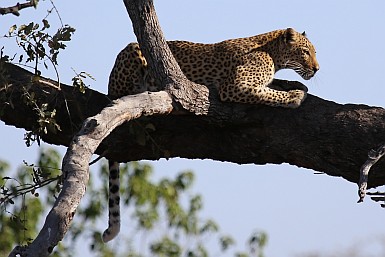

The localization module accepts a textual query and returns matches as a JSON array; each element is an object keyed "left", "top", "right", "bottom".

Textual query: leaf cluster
[
  {"left": 0, "top": 148, "right": 61, "bottom": 208},
  {"left": 21, "top": 88, "right": 61, "bottom": 146},
  {"left": 0, "top": 148, "right": 61, "bottom": 256},
  {"left": 1, "top": 148, "right": 266, "bottom": 256},
  {"left": 71, "top": 69, "right": 95, "bottom": 94},
  {"left": 6, "top": 19, "right": 75, "bottom": 75}
]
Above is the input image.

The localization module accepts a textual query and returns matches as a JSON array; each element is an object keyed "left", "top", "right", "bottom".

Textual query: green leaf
[
  {"left": 42, "top": 19, "right": 50, "bottom": 29},
  {"left": 8, "top": 24, "right": 17, "bottom": 35},
  {"left": 219, "top": 235, "right": 235, "bottom": 251},
  {"left": 199, "top": 219, "right": 219, "bottom": 235},
  {"left": 150, "top": 237, "right": 181, "bottom": 257},
  {"left": 23, "top": 22, "right": 35, "bottom": 35}
]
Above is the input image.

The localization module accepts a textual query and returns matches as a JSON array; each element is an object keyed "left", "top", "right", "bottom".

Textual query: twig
[
  {"left": 366, "top": 191, "right": 385, "bottom": 208},
  {"left": 0, "top": 0, "right": 38, "bottom": 16},
  {"left": 48, "top": 0, "right": 63, "bottom": 27},
  {"left": 89, "top": 150, "right": 108, "bottom": 166},
  {"left": 0, "top": 176, "right": 60, "bottom": 205},
  {"left": 358, "top": 143, "right": 385, "bottom": 203}
]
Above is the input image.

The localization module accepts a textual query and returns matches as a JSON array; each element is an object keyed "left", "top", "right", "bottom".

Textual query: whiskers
[
  {"left": 308, "top": 71, "right": 322, "bottom": 88},
  {"left": 281, "top": 60, "right": 320, "bottom": 81}
]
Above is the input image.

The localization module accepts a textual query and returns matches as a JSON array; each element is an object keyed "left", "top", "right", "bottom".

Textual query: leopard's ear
[
  {"left": 302, "top": 31, "right": 307, "bottom": 37},
  {"left": 283, "top": 28, "right": 297, "bottom": 45}
]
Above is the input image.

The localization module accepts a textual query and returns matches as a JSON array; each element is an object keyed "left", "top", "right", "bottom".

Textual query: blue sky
[{"left": 2, "top": 0, "right": 385, "bottom": 256}]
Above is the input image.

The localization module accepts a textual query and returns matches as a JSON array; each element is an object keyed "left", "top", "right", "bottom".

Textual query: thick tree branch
[{"left": 2, "top": 62, "right": 385, "bottom": 188}]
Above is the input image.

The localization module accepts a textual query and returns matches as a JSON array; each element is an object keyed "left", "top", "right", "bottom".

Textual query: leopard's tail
[{"left": 102, "top": 160, "right": 121, "bottom": 242}]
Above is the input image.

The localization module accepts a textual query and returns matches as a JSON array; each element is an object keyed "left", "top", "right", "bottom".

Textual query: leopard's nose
[{"left": 313, "top": 65, "right": 319, "bottom": 74}]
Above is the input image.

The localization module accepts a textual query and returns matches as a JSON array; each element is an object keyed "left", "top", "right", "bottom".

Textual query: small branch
[
  {"left": 358, "top": 143, "right": 385, "bottom": 203},
  {"left": 366, "top": 191, "right": 385, "bottom": 208},
  {"left": 0, "top": 176, "right": 60, "bottom": 205},
  {"left": 0, "top": 0, "right": 38, "bottom": 16}
]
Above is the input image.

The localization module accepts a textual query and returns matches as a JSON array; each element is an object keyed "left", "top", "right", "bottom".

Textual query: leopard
[{"left": 102, "top": 28, "right": 319, "bottom": 242}]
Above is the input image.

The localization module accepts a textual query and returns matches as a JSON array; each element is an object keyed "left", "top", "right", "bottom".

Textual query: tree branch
[
  {"left": 2, "top": 62, "right": 385, "bottom": 188},
  {"left": 7, "top": 89, "right": 173, "bottom": 257},
  {"left": 123, "top": 0, "right": 210, "bottom": 115},
  {"left": 0, "top": 0, "right": 38, "bottom": 16}
]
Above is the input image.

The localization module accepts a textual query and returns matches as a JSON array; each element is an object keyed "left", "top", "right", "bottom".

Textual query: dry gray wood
[{"left": 8, "top": 91, "right": 173, "bottom": 257}]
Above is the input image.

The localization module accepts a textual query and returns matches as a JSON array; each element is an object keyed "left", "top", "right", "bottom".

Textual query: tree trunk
[
  {"left": 124, "top": 0, "right": 209, "bottom": 115},
  {"left": 2, "top": 0, "right": 385, "bottom": 255}
]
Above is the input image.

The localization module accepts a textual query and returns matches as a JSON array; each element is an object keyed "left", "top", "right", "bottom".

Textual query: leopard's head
[{"left": 278, "top": 28, "right": 319, "bottom": 80}]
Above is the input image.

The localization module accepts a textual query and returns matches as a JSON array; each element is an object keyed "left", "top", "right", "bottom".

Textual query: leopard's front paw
[
  {"left": 287, "top": 90, "right": 307, "bottom": 108},
  {"left": 270, "top": 80, "right": 308, "bottom": 92}
]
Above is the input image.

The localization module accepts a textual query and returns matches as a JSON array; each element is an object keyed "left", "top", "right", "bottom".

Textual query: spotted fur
[
  {"left": 102, "top": 161, "right": 120, "bottom": 242},
  {"left": 108, "top": 28, "right": 319, "bottom": 108},
  {"left": 103, "top": 28, "right": 319, "bottom": 242}
]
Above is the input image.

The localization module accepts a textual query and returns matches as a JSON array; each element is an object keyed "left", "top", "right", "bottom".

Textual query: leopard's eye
[{"left": 303, "top": 49, "right": 311, "bottom": 56}]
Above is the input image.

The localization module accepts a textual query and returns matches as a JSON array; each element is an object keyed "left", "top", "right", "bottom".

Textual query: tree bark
[
  {"left": 2, "top": 59, "right": 385, "bottom": 188},
  {"left": 124, "top": 0, "right": 209, "bottom": 115},
  {"left": 2, "top": 0, "right": 385, "bottom": 255}
]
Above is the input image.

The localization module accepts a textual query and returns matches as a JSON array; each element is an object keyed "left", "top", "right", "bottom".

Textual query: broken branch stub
[{"left": 358, "top": 143, "right": 385, "bottom": 203}]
